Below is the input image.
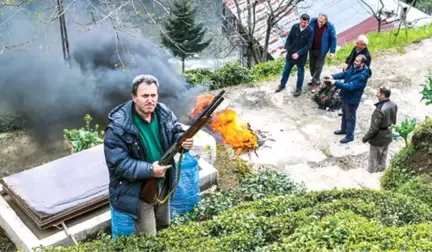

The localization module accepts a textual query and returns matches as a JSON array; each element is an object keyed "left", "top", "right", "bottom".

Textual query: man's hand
[
  {"left": 329, "top": 53, "right": 335, "bottom": 58},
  {"left": 330, "top": 79, "right": 335, "bottom": 86},
  {"left": 292, "top": 53, "right": 299, "bottom": 60},
  {"left": 181, "top": 138, "right": 193, "bottom": 150},
  {"left": 152, "top": 161, "right": 172, "bottom": 178},
  {"left": 342, "top": 63, "right": 349, "bottom": 71}
]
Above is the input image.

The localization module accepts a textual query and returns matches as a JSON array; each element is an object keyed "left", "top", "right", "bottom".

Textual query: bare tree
[
  {"left": 225, "top": 0, "right": 305, "bottom": 67},
  {"left": 358, "top": 0, "right": 397, "bottom": 32}
]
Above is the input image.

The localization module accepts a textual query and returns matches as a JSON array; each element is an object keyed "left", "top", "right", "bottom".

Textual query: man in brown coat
[{"left": 362, "top": 87, "right": 398, "bottom": 173}]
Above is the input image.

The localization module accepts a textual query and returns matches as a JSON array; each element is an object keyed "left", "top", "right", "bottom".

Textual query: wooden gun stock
[{"left": 140, "top": 90, "right": 225, "bottom": 204}]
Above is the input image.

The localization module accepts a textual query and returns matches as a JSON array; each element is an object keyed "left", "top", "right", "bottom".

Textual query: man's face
[
  {"left": 132, "top": 83, "right": 158, "bottom": 115},
  {"left": 317, "top": 16, "right": 327, "bottom": 27},
  {"left": 376, "top": 90, "right": 386, "bottom": 101},
  {"left": 355, "top": 39, "right": 366, "bottom": 51},
  {"left": 300, "top": 18, "right": 309, "bottom": 29},
  {"left": 353, "top": 56, "right": 365, "bottom": 68}
]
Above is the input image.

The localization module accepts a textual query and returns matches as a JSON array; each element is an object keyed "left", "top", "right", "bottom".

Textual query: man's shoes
[
  {"left": 340, "top": 137, "right": 354, "bottom": 144},
  {"left": 334, "top": 129, "right": 346, "bottom": 135},
  {"left": 275, "top": 85, "right": 285, "bottom": 93},
  {"left": 294, "top": 89, "right": 302, "bottom": 97},
  {"left": 311, "top": 83, "right": 319, "bottom": 93}
]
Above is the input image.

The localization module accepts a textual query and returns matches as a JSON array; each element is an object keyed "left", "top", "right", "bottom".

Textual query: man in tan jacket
[{"left": 362, "top": 87, "right": 398, "bottom": 173}]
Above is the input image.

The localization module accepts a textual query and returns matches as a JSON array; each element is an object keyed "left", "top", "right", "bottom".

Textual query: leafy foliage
[
  {"left": 161, "top": 0, "right": 211, "bottom": 72},
  {"left": 41, "top": 189, "right": 432, "bottom": 252},
  {"left": 63, "top": 114, "right": 104, "bottom": 153},
  {"left": 171, "top": 167, "right": 305, "bottom": 226},
  {"left": 184, "top": 63, "right": 253, "bottom": 90},
  {"left": 392, "top": 118, "right": 416, "bottom": 147},
  {"left": 383, "top": 117, "right": 432, "bottom": 206},
  {"left": 420, "top": 76, "right": 432, "bottom": 105},
  {"left": 381, "top": 146, "right": 416, "bottom": 190}
]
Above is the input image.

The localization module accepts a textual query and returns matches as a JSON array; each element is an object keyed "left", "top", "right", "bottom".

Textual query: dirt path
[{"left": 224, "top": 38, "right": 432, "bottom": 189}]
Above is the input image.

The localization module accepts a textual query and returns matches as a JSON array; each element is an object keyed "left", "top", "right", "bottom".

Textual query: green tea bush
[
  {"left": 63, "top": 114, "right": 104, "bottom": 153},
  {"left": 211, "top": 62, "right": 253, "bottom": 89},
  {"left": 41, "top": 189, "right": 432, "bottom": 252},
  {"left": 184, "top": 68, "right": 213, "bottom": 86},
  {"left": 171, "top": 167, "right": 305, "bottom": 226},
  {"left": 381, "top": 146, "right": 415, "bottom": 190}
]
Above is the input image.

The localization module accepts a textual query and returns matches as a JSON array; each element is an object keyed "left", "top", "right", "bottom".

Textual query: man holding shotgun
[{"left": 104, "top": 74, "right": 194, "bottom": 236}]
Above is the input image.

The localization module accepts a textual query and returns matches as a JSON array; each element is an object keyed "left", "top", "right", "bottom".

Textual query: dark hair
[
  {"left": 379, "top": 86, "right": 391, "bottom": 98},
  {"left": 300, "top": 14, "right": 310, "bottom": 21},
  {"left": 132, "top": 74, "right": 159, "bottom": 95},
  {"left": 356, "top": 54, "right": 367, "bottom": 64}
]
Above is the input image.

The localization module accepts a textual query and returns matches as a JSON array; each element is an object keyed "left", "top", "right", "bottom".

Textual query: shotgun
[{"left": 140, "top": 90, "right": 226, "bottom": 204}]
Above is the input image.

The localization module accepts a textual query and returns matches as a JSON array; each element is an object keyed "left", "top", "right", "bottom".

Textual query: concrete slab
[{"left": 0, "top": 153, "right": 218, "bottom": 252}]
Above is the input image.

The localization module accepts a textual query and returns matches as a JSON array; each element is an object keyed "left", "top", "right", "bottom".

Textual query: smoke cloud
[{"left": 0, "top": 3, "right": 206, "bottom": 143}]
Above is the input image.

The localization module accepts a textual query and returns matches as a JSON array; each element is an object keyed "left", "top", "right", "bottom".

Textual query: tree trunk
[
  {"left": 262, "top": 17, "right": 273, "bottom": 62},
  {"left": 378, "top": 19, "right": 381, "bottom": 32},
  {"left": 182, "top": 57, "right": 185, "bottom": 73}
]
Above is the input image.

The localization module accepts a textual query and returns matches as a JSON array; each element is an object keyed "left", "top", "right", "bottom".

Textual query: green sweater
[{"left": 132, "top": 112, "right": 165, "bottom": 184}]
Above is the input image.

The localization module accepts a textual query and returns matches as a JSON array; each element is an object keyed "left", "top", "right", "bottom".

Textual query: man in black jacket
[
  {"left": 362, "top": 86, "right": 398, "bottom": 173},
  {"left": 104, "top": 74, "right": 193, "bottom": 236},
  {"left": 343, "top": 34, "right": 372, "bottom": 70},
  {"left": 276, "top": 14, "right": 314, "bottom": 97}
]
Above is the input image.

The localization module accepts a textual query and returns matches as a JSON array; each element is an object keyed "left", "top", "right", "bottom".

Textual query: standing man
[
  {"left": 362, "top": 87, "right": 398, "bottom": 173},
  {"left": 337, "top": 34, "right": 372, "bottom": 116},
  {"left": 330, "top": 54, "right": 372, "bottom": 143},
  {"left": 276, "top": 13, "right": 314, "bottom": 97},
  {"left": 343, "top": 34, "right": 372, "bottom": 70},
  {"left": 308, "top": 13, "right": 337, "bottom": 92},
  {"left": 104, "top": 74, "right": 193, "bottom": 236}
]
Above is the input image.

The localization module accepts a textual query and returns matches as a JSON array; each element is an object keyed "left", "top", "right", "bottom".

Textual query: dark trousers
[
  {"left": 309, "top": 49, "right": 326, "bottom": 84},
  {"left": 341, "top": 102, "right": 359, "bottom": 139},
  {"left": 280, "top": 60, "right": 305, "bottom": 90}
]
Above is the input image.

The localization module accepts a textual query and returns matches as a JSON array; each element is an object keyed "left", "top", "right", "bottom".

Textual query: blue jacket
[
  {"left": 332, "top": 65, "right": 372, "bottom": 105},
  {"left": 310, "top": 18, "right": 337, "bottom": 57},
  {"left": 285, "top": 23, "right": 314, "bottom": 65},
  {"left": 103, "top": 100, "right": 185, "bottom": 219}
]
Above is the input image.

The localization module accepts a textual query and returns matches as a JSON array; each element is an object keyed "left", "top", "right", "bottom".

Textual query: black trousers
[{"left": 309, "top": 49, "right": 326, "bottom": 84}]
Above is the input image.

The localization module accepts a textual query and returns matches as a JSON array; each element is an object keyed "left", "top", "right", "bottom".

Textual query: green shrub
[
  {"left": 171, "top": 167, "right": 305, "bottom": 226},
  {"left": 250, "top": 58, "right": 285, "bottom": 80},
  {"left": 397, "top": 175, "right": 432, "bottom": 206},
  {"left": 184, "top": 68, "right": 214, "bottom": 86},
  {"left": 63, "top": 114, "right": 104, "bottom": 153},
  {"left": 381, "top": 146, "right": 415, "bottom": 190},
  {"left": 392, "top": 118, "right": 417, "bottom": 147},
  {"left": 41, "top": 189, "right": 432, "bottom": 252},
  {"left": 420, "top": 75, "right": 432, "bottom": 106},
  {"left": 211, "top": 62, "right": 253, "bottom": 90}
]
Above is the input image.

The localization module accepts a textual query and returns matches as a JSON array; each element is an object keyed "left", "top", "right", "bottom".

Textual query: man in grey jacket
[{"left": 362, "top": 87, "right": 398, "bottom": 173}]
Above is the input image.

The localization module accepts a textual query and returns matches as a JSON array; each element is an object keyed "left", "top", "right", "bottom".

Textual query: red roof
[{"left": 337, "top": 16, "right": 395, "bottom": 46}]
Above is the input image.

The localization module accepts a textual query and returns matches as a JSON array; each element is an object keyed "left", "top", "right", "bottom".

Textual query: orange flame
[{"left": 190, "top": 94, "right": 258, "bottom": 155}]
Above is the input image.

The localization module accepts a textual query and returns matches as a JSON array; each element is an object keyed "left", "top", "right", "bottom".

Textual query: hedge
[
  {"left": 185, "top": 24, "right": 432, "bottom": 90},
  {"left": 381, "top": 117, "right": 432, "bottom": 206},
  {"left": 41, "top": 189, "right": 432, "bottom": 252}
]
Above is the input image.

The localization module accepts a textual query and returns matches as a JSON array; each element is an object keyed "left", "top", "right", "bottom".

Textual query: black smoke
[{"left": 0, "top": 3, "right": 207, "bottom": 143}]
